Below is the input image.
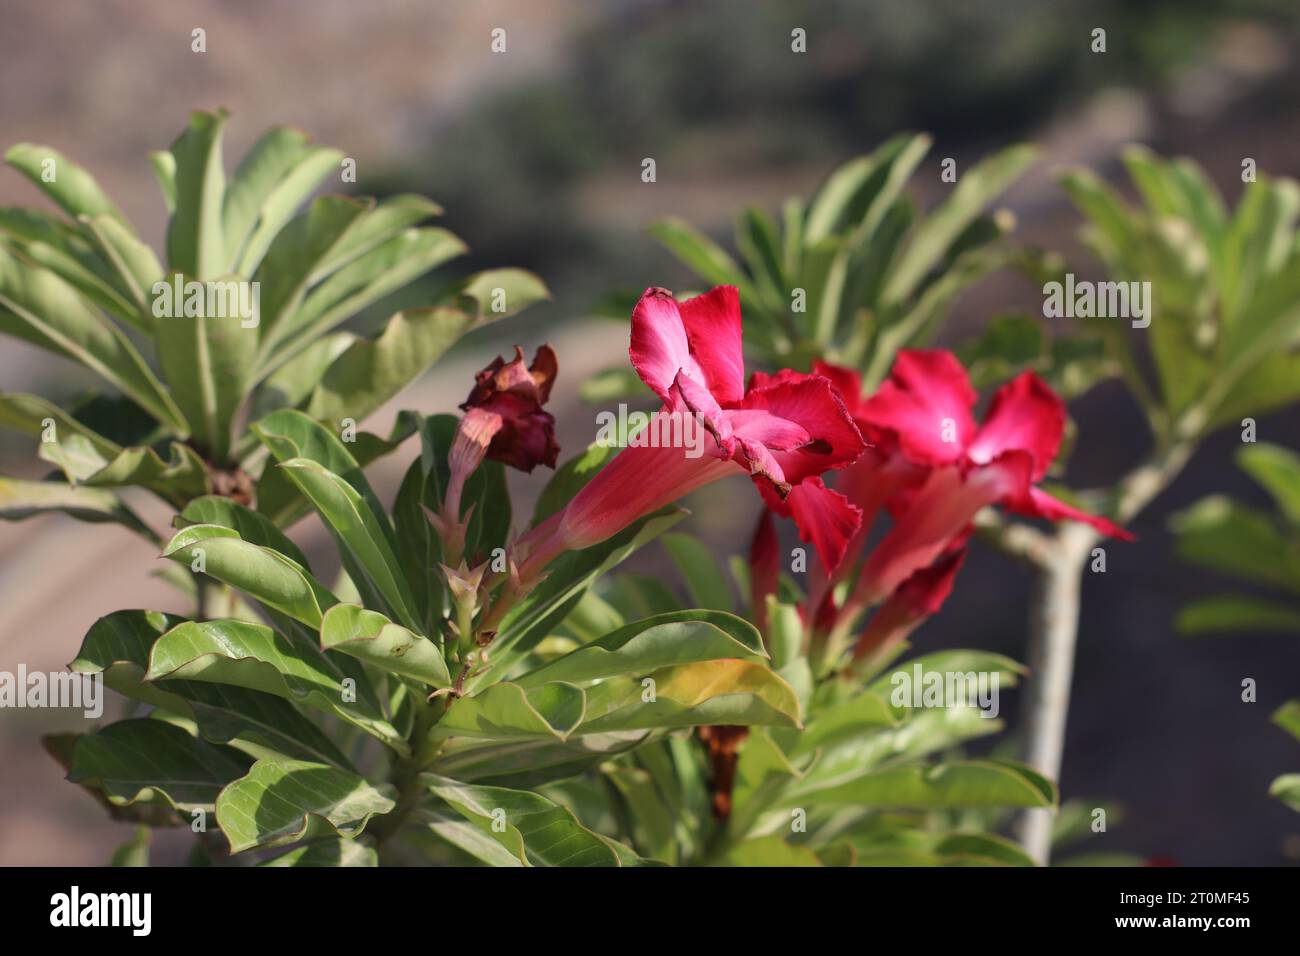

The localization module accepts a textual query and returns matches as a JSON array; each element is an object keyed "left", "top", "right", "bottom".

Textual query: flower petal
[
  {"left": 967, "top": 371, "right": 1065, "bottom": 481},
  {"left": 858, "top": 452, "right": 1032, "bottom": 601},
  {"left": 629, "top": 287, "right": 705, "bottom": 406},
  {"left": 784, "top": 477, "right": 863, "bottom": 572},
  {"left": 679, "top": 285, "right": 746, "bottom": 404},
  {"left": 858, "top": 349, "right": 977, "bottom": 467},
  {"left": 811, "top": 359, "right": 865, "bottom": 413},
  {"left": 738, "top": 375, "right": 867, "bottom": 483},
  {"left": 853, "top": 548, "right": 967, "bottom": 661},
  {"left": 1009, "top": 485, "right": 1136, "bottom": 541}
]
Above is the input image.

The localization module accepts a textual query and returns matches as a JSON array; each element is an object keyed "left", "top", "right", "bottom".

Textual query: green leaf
[
  {"left": 1269, "top": 773, "right": 1300, "bottom": 813},
  {"left": 1170, "top": 495, "right": 1300, "bottom": 594},
  {"left": 1238, "top": 443, "right": 1300, "bottom": 525},
  {"left": 251, "top": 407, "right": 389, "bottom": 528},
  {"left": 162, "top": 524, "right": 337, "bottom": 628},
  {"left": 716, "top": 835, "right": 824, "bottom": 867},
  {"left": 320, "top": 604, "right": 450, "bottom": 688},
  {"left": 145, "top": 618, "right": 404, "bottom": 752},
  {"left": 5, "top": 142, "right": 129, "bottom": 225},
  {"left": 248, "top": 331, "right": 354, "bottom": 421},
  {"left": 448, "top": 268, "right": 550, "bottom": 319},
  {"left": 803, "top": 759, "right": 1056, "bottom": 809},
  {"left": 261, "top": 224, "right": 466, "bottom": 374},
  {"left": 177, "top": 495, "right": 310, "bottom": 567},
  {"left": 80, "top": 213, "right": 164, "bottom": 327},
  {"left": 513, "top": 609, "right": 765, "bottom": 688},
  {"left": 216, "top": 758, "right": 395, "bottom": 853},
  {"left": 69, "top": 719, "right": 251, "bottom": 811},
  {"left": 0, "top": 247, "right": 186, "bottom": 431},
  {"left": 0, "top": 475, "right": 153, "bottom": 539},
  {"left": 422, "top": 774, "right": 624, "bottom": 866},
  {"left": 1272, "top": 700, "right": 1300, "bottom": 743},
  {"left": 71, "top": 609, "right": 351, "bottom": 767},
  {"left": 277, "top": 458, "right": 420, "bottom": 629},
  {"left": 1176, "top": 595, "right": 1300, "bottom": 635},
  {"left": 578, "top": 658, "right": 801, "bottom": 733},
  {"left": 434, "top": 681, "right": 587, "bottom": 742},
  {"left": 109, "top": 827, "right": 151, "bottom": 867},
  {"left": 222, "top": 126, "right": 342, "bottom": 276},
  {"left": 0, "top": 391, "right": 119, "bottom": 451},
  {"left": 154, "top": 277, "right": 260, "bottom": 462},
  {"left": 78, "top": 441, "right": 209, "bottom": 508},
  {"left": 304, "top": 306, "right": 472, "bottom": 425},
  {"left": 166, "top": 110, "right": 229, "bottom": 279},
  {"left": 258, "top": 838, "right": 378, "bottom": 867},
  {"left": 661, "top": 532, "right": 736, "bottom": 612},
  {"left": 882, "top": 144, "right": 1035, "bottom": 305},
  {"left": 648, "top": 217, "right": 746, "bottom": 290},
  {"left": 475, "top": 510, "right": 685, "bottom": 686},
  {"left": 429, "top": 732, "right": 646, "bottom": 789}
]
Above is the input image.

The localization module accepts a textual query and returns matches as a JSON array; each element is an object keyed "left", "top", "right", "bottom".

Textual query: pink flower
[
  {"left": 514, "top": 287, "right": 866, "bottom": 579},
  {"left": 843, "top": 349, "right": 1131, "bottom": 603},
  {"left": 852, "top": 547, "right": 967, "bottom": 663}
]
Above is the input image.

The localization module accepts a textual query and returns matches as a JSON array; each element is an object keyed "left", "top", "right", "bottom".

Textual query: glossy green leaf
[
  {"left": 69, "top": 719, "right": 250, "bottom": 812},
  {"left": 422, "top": 774, "right": 624, "bottom": 866},
  {"left": 145, "top": 618, "right": 404, "bottom": 752},
  {"left": 216, "top": 758, "right": 395, "bottom": 853},
  {"left": 578, "top": 658, "right": 801, "bottom": 733},
  {"left": 72, "top": 609, "right": 351, "bottom": 767},
  {"left": 433, "top": 681, "right": 587, "bottom": 742},
  {"left": 258, "top": 838, "right": 377, "bottom": 867},
  {"left": 162, "top": 524, "right": 337, "bottom": 627},
  {"left": 320, "top": 603, "right": 450, "bottom": 688},
  {"left": 277, "top": 458, "right": 420, "bottom": 629},
  {"left": 514, "top": 609, "right": 765, "bottom": 688}
]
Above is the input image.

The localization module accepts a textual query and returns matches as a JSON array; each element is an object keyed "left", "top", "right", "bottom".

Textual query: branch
[{"left": 1014, "top": 437, "right": 1196, "bottom": 864}]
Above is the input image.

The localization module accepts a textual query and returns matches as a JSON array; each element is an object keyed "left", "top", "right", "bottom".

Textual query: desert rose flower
[
  {"left": 514, "top": 286, "right": 866, "bottom": 580},
  {"left": 461, "top": 344, "right": 559, "bottom": 473},
  {"left": 433, "top": 345, "right": 559, "bottom": 565},
  {"left": 851, "top": 547, "right": 967, "bottom": 665},
  {"left": 849, "top": 349, "right": 1132, "bottom": 604}
]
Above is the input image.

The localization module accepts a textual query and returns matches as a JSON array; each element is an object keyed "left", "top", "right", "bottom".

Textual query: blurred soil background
[{"left": 1, "top": 0, "right": 1299, "bottom": 864}]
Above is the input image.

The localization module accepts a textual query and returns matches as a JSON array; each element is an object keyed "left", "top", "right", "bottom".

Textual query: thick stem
[
  {"left": 1013, "top": 522, "right": 1095, "bottom": 864},
  {"left": 1013, "top": 438, "right": 1195, "bottom": 864}
]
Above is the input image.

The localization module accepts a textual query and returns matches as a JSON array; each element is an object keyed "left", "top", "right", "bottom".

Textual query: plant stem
[
  {"left": 1011, "top": 437, "right": 1195, "bottom": 864},
  {"left": 1013, "top": 521, "right": 1095, "bottom": 865}
]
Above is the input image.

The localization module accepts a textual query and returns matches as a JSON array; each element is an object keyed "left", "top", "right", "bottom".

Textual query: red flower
[
  {"left": 460, "top": 344, "right": 559, "bottom": 473},
  {"left": 852, "top": 547, "right": 967, "bottom": 664},
  {"left": 832, "top": 350, "right": 1131, "bottom": 604},
  {"left": 514, "top": 287, "right": 866, "bottom": 579}
]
